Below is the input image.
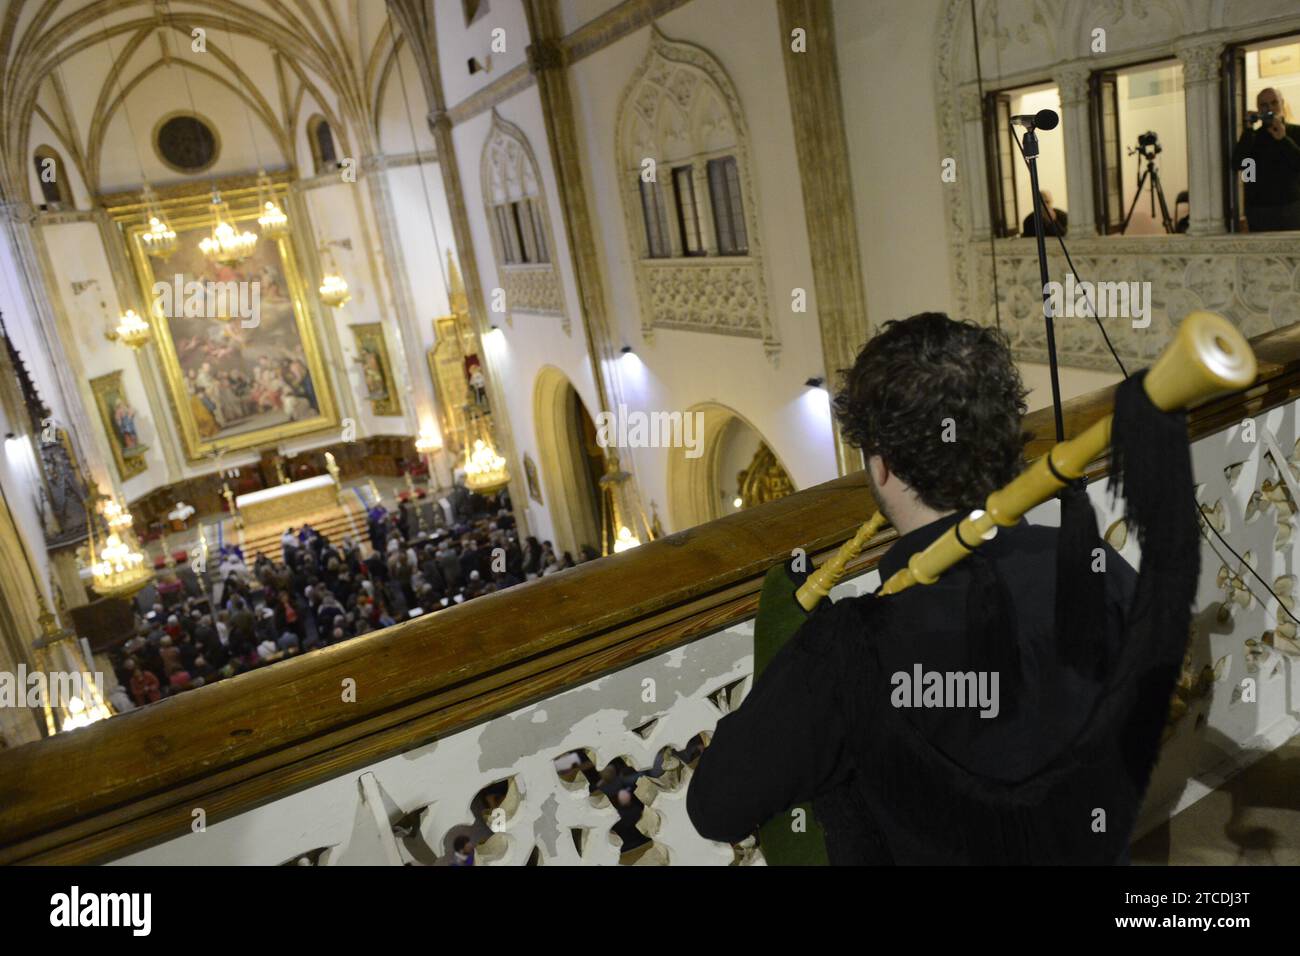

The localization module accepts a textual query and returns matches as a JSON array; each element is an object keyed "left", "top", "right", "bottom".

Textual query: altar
[{"left": 235, "top": 474, "right": 338, "bottom": 526}]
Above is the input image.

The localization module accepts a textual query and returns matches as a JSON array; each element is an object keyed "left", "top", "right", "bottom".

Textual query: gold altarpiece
[{"left": 106, "top": 179, "right": 339, "bottom": 462}]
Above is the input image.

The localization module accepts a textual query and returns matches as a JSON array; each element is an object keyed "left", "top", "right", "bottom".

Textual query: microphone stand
[{"left": 1020, "top": 123, "right": 1065, "bottom": 442}]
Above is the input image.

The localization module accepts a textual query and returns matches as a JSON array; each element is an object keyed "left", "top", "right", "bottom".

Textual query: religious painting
[
  {"left": 351, "top": 323, "right": 402, "bottom": 416},
  {"left": 523, "top": 452, "right": 543, "bottom": 504},
  {"left": 90, "top": 371, "right": 149, "bottom": 480},
  {"left": 119, "top": 185, "right": 337, "bottom": 461}
]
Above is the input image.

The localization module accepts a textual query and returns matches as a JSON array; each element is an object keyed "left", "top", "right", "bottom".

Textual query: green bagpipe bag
[{"left": 752, "top": 559, "right": 830, "bottom": 865}]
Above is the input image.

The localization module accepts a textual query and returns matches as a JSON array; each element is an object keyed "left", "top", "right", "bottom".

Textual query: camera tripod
[{"left": 1120, "top": 150, "right": 1177, "bottom": 235}]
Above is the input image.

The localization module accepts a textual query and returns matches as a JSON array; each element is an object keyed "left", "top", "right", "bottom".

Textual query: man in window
[
  {"left": 686, "top": 312, "right": 1204, "bottom": 864},
  {"left": 1020, "top": 190, "right": 1067, "bottom": 238},
  {"left": 1232, "top": 87, "right": 1300, "bottom": 232}
]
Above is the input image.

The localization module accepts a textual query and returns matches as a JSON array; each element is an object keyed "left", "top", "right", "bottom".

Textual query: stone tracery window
[
  {"left": 616, "top": 28, "right": 777, "bottom": 361},
  {"left": 481, "top": 111, "right": 566, "bottom": 322}
]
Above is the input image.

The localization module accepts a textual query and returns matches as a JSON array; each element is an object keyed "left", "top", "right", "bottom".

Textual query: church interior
[{"left": 1, "top": 0, "right": 1300, "bottom": 869}]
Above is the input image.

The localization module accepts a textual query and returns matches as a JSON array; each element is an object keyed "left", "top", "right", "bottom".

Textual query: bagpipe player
[{"left": 686, "top": 311, "right": 1210, "bottom": 865}]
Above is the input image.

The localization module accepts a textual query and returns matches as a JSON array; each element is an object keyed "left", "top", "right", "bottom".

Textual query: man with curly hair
[{"left": 688, "top": 312, "right": 1139, "bottom": 864}]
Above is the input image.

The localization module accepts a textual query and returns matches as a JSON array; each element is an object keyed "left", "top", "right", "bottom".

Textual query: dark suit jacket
[{"left": 1022, "top": 207, "right": 1068, "bottom": 237}]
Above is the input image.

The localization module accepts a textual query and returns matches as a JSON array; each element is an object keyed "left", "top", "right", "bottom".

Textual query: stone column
[
  {"left": 1054, "top": 64, "right": 1096, "bottom": 237},
  {"left": 1177, "top": 39, "right": 1227, "bottom": 236},
  {"left": 777, "top": 0, "right": 872, "bottom": 475},
  {"left": 1, "top": 204, "right": 112, "bottom": 490},
  {"left": 959, "top": 85, "right": 992, "bottom": 241}
]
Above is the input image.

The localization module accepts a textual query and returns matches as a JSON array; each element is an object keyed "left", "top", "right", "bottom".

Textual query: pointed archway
[{"left": 532, "top": 367, "right": 602, "bottom": 559}]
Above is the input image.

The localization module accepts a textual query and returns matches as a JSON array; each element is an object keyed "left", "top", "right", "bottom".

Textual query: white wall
[
  {"left": 447, "top": 81, "right": 600, "bottom": 545},
  {"left": 835, "top": 0, "right": 956, "bottom": 327},
  {"left": 1116, "top": 63, "right": 1188, "bottom": 235},
  {"left": 566, "top": 0, "right": 838, "bottom": 528}
]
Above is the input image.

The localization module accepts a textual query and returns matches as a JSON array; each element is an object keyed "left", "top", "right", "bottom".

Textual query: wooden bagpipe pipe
[{"left": 750, "top": 310, "right": 1258, "bottom": 865}]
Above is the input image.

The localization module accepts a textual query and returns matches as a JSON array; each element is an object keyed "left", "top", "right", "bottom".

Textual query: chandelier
[
  {"left": 106, "top": 308, "right": 152, "bottom": 349},
  {"left": 319, "top": 272, "right": 350, "bottom": 307},
  {"left": 32, "top": 594, "right": 113, "bottom": 735},
  {"left": 256, "top": 173, "right": 289, "bottom": 238},
  {"left": 199, "top": 192, "right": 257, "bottom": 265},
  {"left": 139, "top": 185, "right": 177, "bottom": 259},
  {"left": 318, "top": 241, "right": 350, "bottom": 307},
  {"left": 464, "top": 437, "right": 509, "bottom": 492},
  {"left": 87, "top": 495, "right": 152, "bottom": 599}
]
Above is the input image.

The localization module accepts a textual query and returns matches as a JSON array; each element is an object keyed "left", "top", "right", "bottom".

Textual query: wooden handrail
[{"left": 4, "top": 319, "right": 1300, "bottom": 864}]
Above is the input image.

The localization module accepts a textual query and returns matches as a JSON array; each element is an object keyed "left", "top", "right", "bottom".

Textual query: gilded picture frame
[
  {"left": 119, "top": 183, "right": 338, "bottom": 461},
  {"left": 429, "top": 314, "right": 474, "bottom": 451},
  {"left": 90, "top": 370, "right": 149, "bottom": 480},
  {"left": 351, "top": 322, "right": 402, "bottom": 417}
]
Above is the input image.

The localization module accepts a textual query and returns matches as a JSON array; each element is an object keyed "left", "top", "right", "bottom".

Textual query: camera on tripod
[
  {"left": 1120, "top": 129, "right": 1176, "bottom": 234},
  {"left": 1247, "top": 110, "right": 1278, "bottom": 129},
  {"left": 1128, "top": 130, "right": 1162, "bottom": 160}
]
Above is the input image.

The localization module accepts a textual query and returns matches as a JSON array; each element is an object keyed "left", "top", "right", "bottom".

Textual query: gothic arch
[
  {"left": 532, "top": 366, "right": 602, "bottom": 558},
  {"left": 480, "top": 111, "right": 567, "bottom": 323},
  {"left": 666, "top": 402, "right": 793, "bottom": 532},
  {"left": 614, "top": 27, "right": 777, "bottom": 362},
  {"left": 31, "top": 145, "right": 73, "bottom": 207}
]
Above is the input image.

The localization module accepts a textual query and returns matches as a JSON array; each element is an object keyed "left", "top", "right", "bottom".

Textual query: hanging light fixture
[
  {"left": 87, "top": 494, "right": 152, "bottom": 599},
  {"left": 199, "top": 191, "right": 257, "bottom": 265},
  {"left": 139, "top": 185, "right": 178, "bottom": 258},
  {"left": 105, "top": 308, "right": 152, "bottom": 349},
  {"left": 256, "top": 172, "right": 289, "bottom": 238},
  {"left": 31, "top": 593, "right": 113, "bottom": 735},
  {"left": 318, "top": 240, "right": 351, "bottom": 307},
  {"left": 599, "top": 453, "right": 656, "bottom": 556},
  {"left": 462, "top": 409, "right": 509, "bottom": 493}
]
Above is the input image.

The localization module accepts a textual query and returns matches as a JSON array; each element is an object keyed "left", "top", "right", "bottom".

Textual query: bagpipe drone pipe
[{"left": 749, "top": 311, "right": 1258, "bottom": 865}]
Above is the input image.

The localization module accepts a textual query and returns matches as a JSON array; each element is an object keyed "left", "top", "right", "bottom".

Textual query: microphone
[{"left": 1011, "top": 108, "right": 1059, "bottom": 131}]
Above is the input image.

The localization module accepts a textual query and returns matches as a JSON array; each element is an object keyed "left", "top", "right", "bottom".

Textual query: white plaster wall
[
  {"left": 558, "top": 0, "right": 627, "bottom": 34},
  {"left": 566, "top": 0, "right": 839, "bottom": 530},
  {"left": 386, "top": 158, "right": 456, "bottom": 433},
  {"left": 835, "top": 0, "right": 957, "bottom": 328},
  {"left": 435, "top": 0, "right": 532, "bottom": 111},
  {"left": 38, "top": 220, "right": 166, "bottom": 500},
  {"left": 302, "top": 180, "right": 417, "bottom": 439},
  {"left": 448, "top": 82, "right": 601, "bottom": 546},
  {"left": 0, "top": 228, "right": 57, "bottom": 585},
  {"left": 1019, "top": 361, "right": 1125, "bottom": 414}
]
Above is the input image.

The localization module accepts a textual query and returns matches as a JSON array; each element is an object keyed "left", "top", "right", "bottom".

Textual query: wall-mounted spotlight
[{"left": 805, "top": 376, "right": 825, "bottom": 389}]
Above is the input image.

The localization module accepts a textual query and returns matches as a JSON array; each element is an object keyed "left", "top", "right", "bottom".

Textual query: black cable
[
  {"left": 1008, "top": 124, "right": 1129, "bottom": 380},
  {"left": 969, "top": 0, "right": 1001, "bottom": 332},
  {"left": 1197, "top": 503, "right": 1300, "bottom": 627}
]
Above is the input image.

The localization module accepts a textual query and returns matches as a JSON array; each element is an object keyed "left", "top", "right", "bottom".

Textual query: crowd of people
[{"left": 111, "top": 485, "right": 600, "bottom": 710}]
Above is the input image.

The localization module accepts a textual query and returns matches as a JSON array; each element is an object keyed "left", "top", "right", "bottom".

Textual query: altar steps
[{"left": 224, "top": 500, "right": 369, "bottom": 564}]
